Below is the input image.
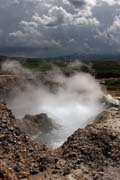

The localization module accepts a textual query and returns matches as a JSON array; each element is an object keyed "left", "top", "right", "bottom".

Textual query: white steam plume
[
  {"left": 1, "top": 60, "right": 30, "bottom": 75},
  {"left": 2, "top": 60, "right": 104, "bottom": 148}
]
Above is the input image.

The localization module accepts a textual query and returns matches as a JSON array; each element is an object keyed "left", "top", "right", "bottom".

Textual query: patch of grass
[
  {"left": 22, "top": 60, "right": 79, "bottom": 73},
  {"left": 23, "top": 61, "right": 53, "bottom": 72}
]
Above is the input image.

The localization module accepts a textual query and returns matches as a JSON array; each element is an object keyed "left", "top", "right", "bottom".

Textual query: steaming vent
[{"left": 1, "top": 60, "right": 104, "bottom": 148}]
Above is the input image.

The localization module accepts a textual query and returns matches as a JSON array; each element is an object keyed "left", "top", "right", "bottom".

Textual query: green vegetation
[
  {"left": 22, "top": 60, "right": 92, "bottom": 75},
  {"left": 92, "top": 61, "right": 120, "bottom": 78},
  {"left": 23, "top": 60, "right": 120, "bottom": 79},
  {"left": 23, "top": 60, "right": 120, "bottom": 80},
  {"left": 23, "top": 61, "right": 53, "bottom": 72},
  {"left": 22, "top": 60, "right": 74, "bottom": 73},
  {"left": 18, "top": 60, "right": 120, "bottom": 93}
]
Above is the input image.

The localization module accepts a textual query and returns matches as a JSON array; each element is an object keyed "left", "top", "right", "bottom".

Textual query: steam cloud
[{"left": 2, "top": 60, "right": 104, "bottom": 148}]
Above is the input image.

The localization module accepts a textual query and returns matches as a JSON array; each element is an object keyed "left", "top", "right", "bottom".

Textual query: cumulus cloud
[
  {"left": 8, "top": 0, "right": 100, "bottom": 55},
  {"left": 32, "top": 6, "right": 73, "bottom": 27},
  {"left": 97, "top": 15, "right": 120, "bottom": 51},
  {"left": 101, "top": 0, "right": 120, "bottom": 6},
  {"left": 107, "top": 15, "right": 120, "bottom": 45},
  {"left": 9, "top": 20, "right": 41, "bottom": 46},
  {"left": 0, "top": 0, "right": 120, "bottom": 57},
  {"left": 73, "top": 16, "right": 99, "bottom": 26},
  {"left": 31, "top": 6, "right": 99, "bottom": 27}
]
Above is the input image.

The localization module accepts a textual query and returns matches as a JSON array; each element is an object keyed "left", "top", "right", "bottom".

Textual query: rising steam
[{"left": 1, "top": 60, "right": 104, "bottom": 148}]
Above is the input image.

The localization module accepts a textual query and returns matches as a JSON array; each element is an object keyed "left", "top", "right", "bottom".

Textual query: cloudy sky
[{"left": 0, "top": 0, "right": 120, "bottom": 58}]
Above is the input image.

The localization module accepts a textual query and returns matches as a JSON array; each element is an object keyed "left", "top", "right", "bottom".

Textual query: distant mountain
[
  {"left": 0, "top": 53, "right": 120, "bottom": 61},
  {"left": 46, "top": 53, "right": 120, "bottom": 61}
]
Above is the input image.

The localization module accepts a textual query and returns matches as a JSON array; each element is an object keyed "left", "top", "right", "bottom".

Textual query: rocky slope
[
  {"left": 61, "top": 108, "right": 120, "bottom": 179},
  {"left": 0, "top": 101, "right": 120, "bottom": 180},
  {"left": 0, "top": 102, "right": 60, "bottom": 180}
]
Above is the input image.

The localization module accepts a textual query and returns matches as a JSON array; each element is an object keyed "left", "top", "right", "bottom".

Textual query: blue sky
[{"left": 0, "top": 0, "right": 120, "bottom": 57}]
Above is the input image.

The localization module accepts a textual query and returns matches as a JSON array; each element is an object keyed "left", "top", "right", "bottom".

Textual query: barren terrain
[{"left": 0, "top": 59, "right": 120, "bottom": 180}]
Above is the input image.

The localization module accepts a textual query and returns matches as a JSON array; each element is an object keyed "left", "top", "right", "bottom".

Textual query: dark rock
[
  {"left": 0, "top": 170, "right": 4, "bottom": 178},
  {"left": 16, "top": 112, "right": 59, "bottom": 146},
  {"left": 39, "top": 165, "right": 46, "bottom": 172},
  {"left": 30, "top": 167, "right": 40, "bottom": 175},
  {"left": 52, "top": 169, "right": 62, "bottom": 174},
  {"left": 63, "top": 167, "right": 71, "bottom": 176}
]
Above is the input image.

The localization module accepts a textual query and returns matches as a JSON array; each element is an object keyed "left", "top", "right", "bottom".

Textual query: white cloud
[
  {"left": 32, "top": 6, "right": 73, "bottom": 27},
  {"left": 97, "top": 15, "right": 120, "bottom": 46},
  {"left": 9, "top": 20, "right": 41, "bottom": 46},
  {"left": 101, "top": 0, "right": 120, "bottom": 6},
  {"left": 0, "top": 0, "right": 120, "bottom": 57},
  {"left": 9, "top": 20, "right": 40, "bottom": 38},
  {"left": 10, "top": 30, "right": 25, "bottom": 38},
  {"left": 9, "top": 1, "right": 100, "bottom": 50},
  {"left": 32, "top": 5, "right": 99, "bottom": 27},
  {"left": 106, "top": 15, "right": 120, "bottom": 45},
  {"left": 73, "top": 16, "right": 99, "bottom": 26}
]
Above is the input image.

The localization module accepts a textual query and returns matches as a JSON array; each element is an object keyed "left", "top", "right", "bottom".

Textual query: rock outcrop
[
  {"left": 61, "top": 107, "right": 120, "bottom": 179},
  {"left": 17, "top": 113, "right": 59, "bottom": 146},
  {"left": 0, "top": 102, "right": 58, "bottom": 179}
]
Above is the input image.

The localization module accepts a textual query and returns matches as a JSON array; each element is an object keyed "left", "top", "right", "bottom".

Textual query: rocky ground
[
  {"left": 61, "top": 108, "right": 120, "bottom": 179},
  {"left": 0, "top": 99, "right": 120, "bottom": 180},
  {"left": 0, "top": 102, "right": 60, "bottom": 180}
]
